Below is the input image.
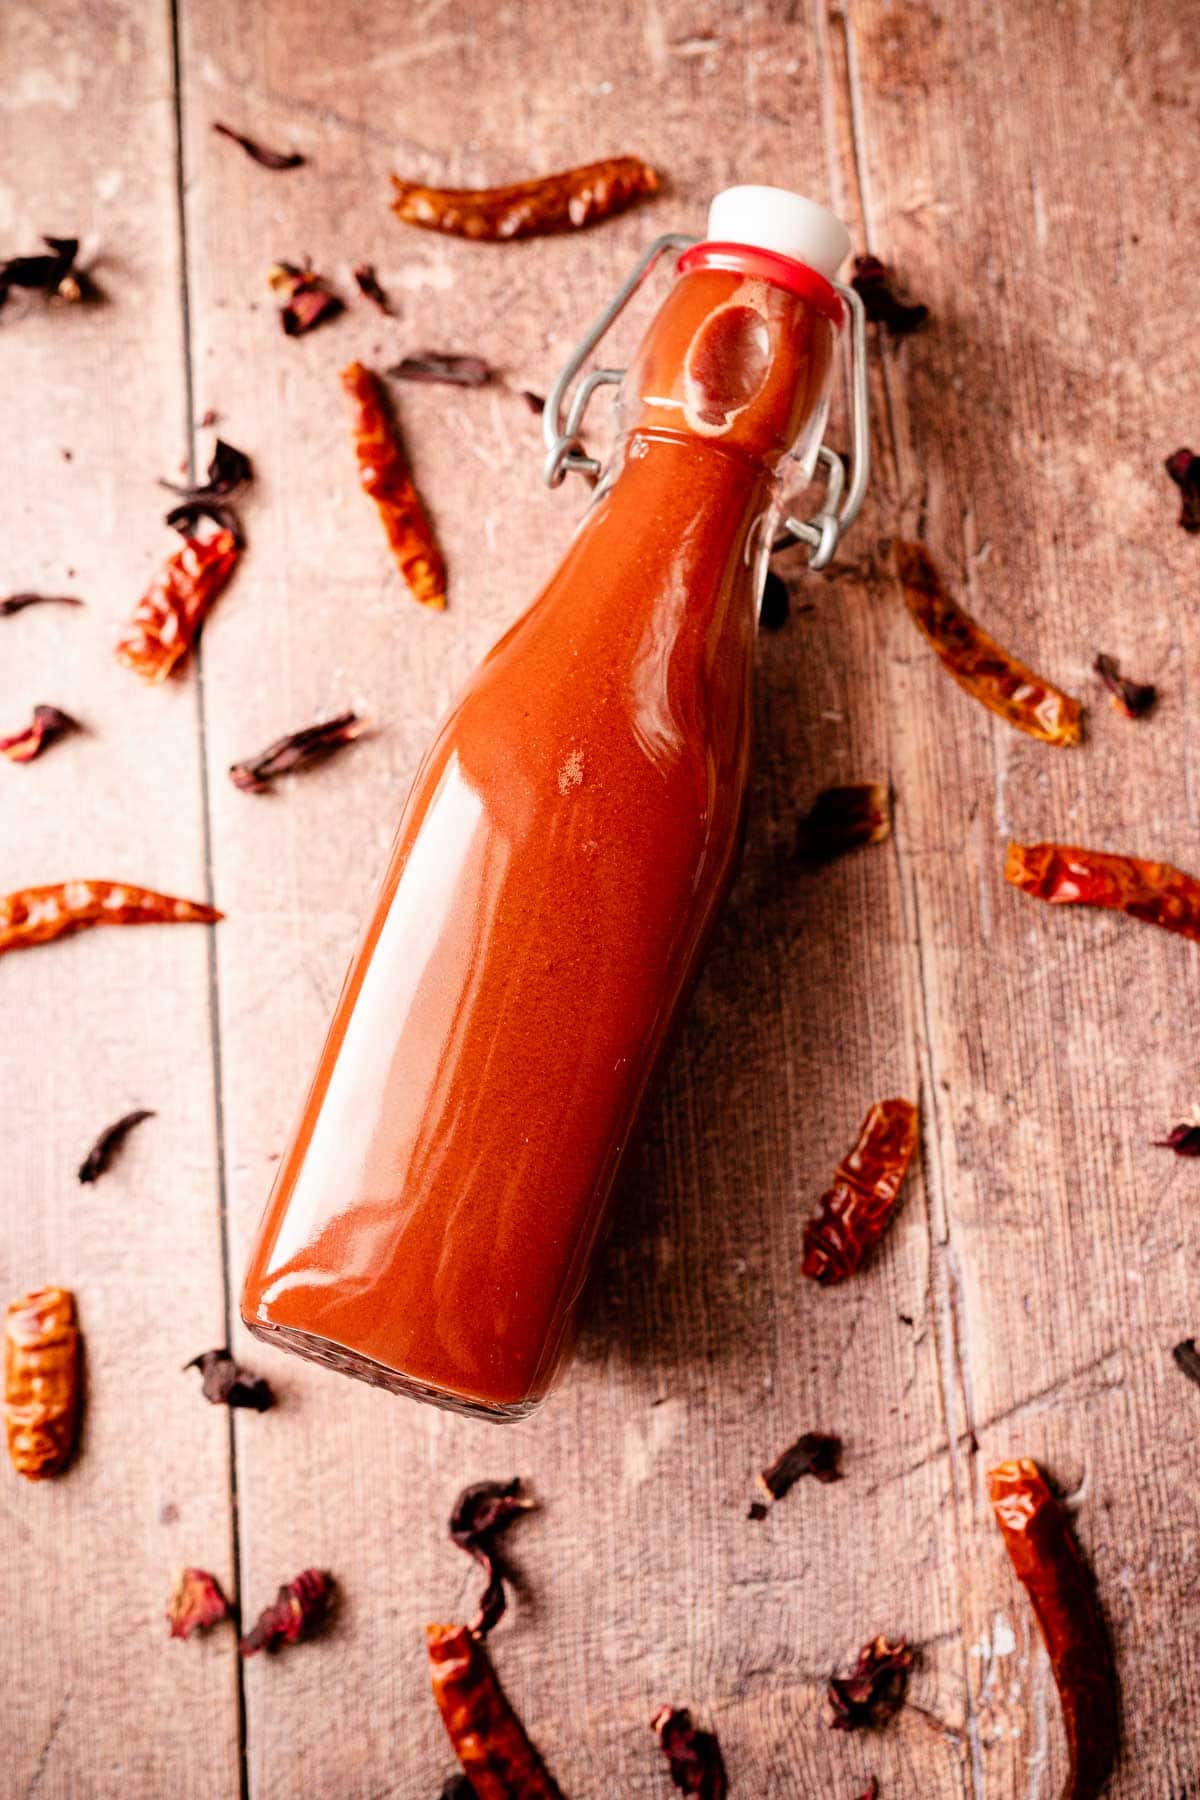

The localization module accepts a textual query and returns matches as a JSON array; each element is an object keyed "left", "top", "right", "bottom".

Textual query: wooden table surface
[{"left": 4, "top": 2, "right": 1197, "bottom": 1795}]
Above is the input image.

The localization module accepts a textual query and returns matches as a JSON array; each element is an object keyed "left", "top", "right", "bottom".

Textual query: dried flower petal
[
  {"left": 387, "top": 352, "right": 495, "bottom": 388},
  {"left": 0, "top": 236, "right": 80, "bottom": 309},
  {"left": 269, "top": 262, "right": 344, "bottom": 337},
  {"left": 230, "top": 711, "right": 368, "bottom": 793},
  {"left": 1094, "top": 653, "right": 1155, "bottom": 720},
  {"left": 520, "top": 390, "right": 545, "bottom": 416},
  {"left": 855, "top": 1781, "right": 880, "bottom": 1800},
  {"left": 1155, "top": 1124, "right": 1200, "bottom": 1156},
  {"left": 828, "top": 1637, "right": 914, "bottom": 1732},
  {"left": 167, "top": 1568, "right": 230, "bottom": 1640},
  {"left": 0, "top": 704, "right": 79, "bottom": 763},
  {"left": 756, "top": 1432, "right": 843, "bottom": 1504},
  {"left": 353, "top": 263, "right": 394, "bottom": 313},
  {"left": 1173, "top": 1340, "right": 1200, "bottom": 1388},
  {"left": 161, "top": 438, "right": 253, "bottom": 503},
  {"left": 651, "top": 1706, "right": 728, "bottom": 1799},
  {"left": 78, "top": 1108, "right": 154, "bottom": 1183},
  {"left": 241, "top": 1568, "right": 332, "bottom": 1655},
  {"left": 796, "top": 784, "right": 891, "bottom": 861},
  {"left": 1165, "top": 448, "right": 1200, "bottom": 533},
  {"left": 212, "top": 122, "right": 305, "bottom": 170},
  {"left": 185, "top": 1348, "right": 274, "bottom": 1412},
  {"left": 0, "top": 592, "right": 84, "bottom": 616},
  {"left": 760, "top": 568, "right": 790, "bottom": 630},
  {"left": 850, "top": 256, "right": 928, "bottom": 336},
  {"left": 449, "top": 1477, "right": 535, "bottom": 1639}
]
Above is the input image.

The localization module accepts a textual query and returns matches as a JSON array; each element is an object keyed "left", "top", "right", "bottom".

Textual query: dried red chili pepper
[
  {"left": 988, "top": 1459, "right": 1118, "bottom": 1800},
  {"left": 1156, "top": 1123, "right": 1200, "bottom": 1156},
  {"left": 1093, "top": 653, "right": 1155, "bottom": 720},
  {"left": 230, "top": 711, "right": 367, "bottom": 792},
  {"left": 439, "top": 1779, "right": 476, "bottom": 1800},
  {"left": 391, "top": 156, "right": 660, "bottom": 240},
  {"left": 167, "top": 1568, "right": 230, "bottom": 1640},
  {"left": 427, "top": 1622, "right": 565, "bottom": 1800},
  {"left": 268, "top": 261, "right": 344, "bottom": 336},
  {"left": 0, "top": 593, "right": 84, "bottom": 616},
  {"left": 449, "top": 1478, "right": 535, "bottom": 1639},
  {"left": 0, "top": 880, "right": 221, "bottom": 957},
  {"left": 341, "top": 360, "right": 447, "bottom": 609},
  {"left": 78, "top": 1108, "right": 154, "bottom": 1183},
  {"left": 755, "top": 1432, "right": 842, "bottom": 1509},
  {"left": 388, "top": 352, "right": 495, "bottom": 388},
  {"left": 796, "top": 784, "right": 891, "bottom": 861},
  {"left": 802, "top": 1100, "right": 919, "bottom": 1285},
  {"left": 1165, "top": 448, "right": 1200, "bottom": 533},
  {"left": 212, "top": 121, "right": 304, "bottom": 170},
  {"left": 651, "top": 1706, "right": 727, "bottom": 1799},
  {"left": 1006, "top": 841, "right": 1200, "bottom": 943},
  {"left": 828, "top": 1637, "right": 913, "bottom": 1732},
  {"left": 895, "top": 541, "right": 1082, "bottom": 746},
  {"left": 1172, "top": 1339, "right": 1200, "bottom": 1388},
  {"left": 116, "top": 529, "right": 240, "bottom": 682},
  {"left": 241, "top": 1568, "right": 332, "bottom": 1655},
  {"left": 4, "top": 1287, "right": 80, "bottom": 1479},
  {"left": 850, "top": 255, "right": 928, "bottom": 336},
  {"left": 185, "top": 1348, "right": 273, "bottom": 1412},
  {"left": 0, "top": 704, "right": 78, "bottom": 763}
]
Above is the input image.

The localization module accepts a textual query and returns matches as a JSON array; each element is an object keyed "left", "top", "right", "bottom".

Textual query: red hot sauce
[{"left": 242, "top": 190, "right": 849, "bottom": 1418}]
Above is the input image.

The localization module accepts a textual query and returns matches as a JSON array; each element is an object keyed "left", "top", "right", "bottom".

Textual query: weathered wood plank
[
  {"left": 839, "top": 0, "right": 1200, "bottom": 1791},
  {"left": 182, "top": 1, "right": 963, "bottom": 1793},
  {"left": 0, "top": 1, "right": 239, "bottom": 1794}
]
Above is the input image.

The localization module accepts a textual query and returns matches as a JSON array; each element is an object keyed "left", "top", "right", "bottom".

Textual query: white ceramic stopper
[{"left": 705, "top": 185, "right": 851, "bottom": 281}]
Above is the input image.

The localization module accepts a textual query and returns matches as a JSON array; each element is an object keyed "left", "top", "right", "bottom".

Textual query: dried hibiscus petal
[
  {"left": 116, "top": 529, "right": 240, "bottom": 682},
  {"left": 241, "top": 1568, "right": 332, "bottom": 1654},
  {"left": 428, "top": 1623, "right": 565, "bottom": 1799},
  {"left": 353, "top": 263, "right": 394, "bottom": 314},
  {"left": 1155, "top": 1123, "right": 1200, "bottom": 1156},
  {"left": 160, "top": 438, "right": 252, "bottom": 506},
  {"left": 167, "top": 1568, "right": 230, "bottom": 1640},
  {"left": 0, "top": 880, "right": 221, "bottom": 957},
  {"left": 1093, "top": 653, "right": 1155, "bottom": 720},
  {"left": 651, "top": 1706, "right": 728, "bottom": 1799},
  {"left": 1165, "top": 448, "right": 1200, "bottom": 533},
  {"left": 268, "top": 262, "right": 344, "bottom": 337},
  {"left": 0, "top": 704, "right": 79, "bottom": 763},
  {"left": 449, "top": 1477, "right": 535, "bottom": 1639},
  {"left": 755, "top": 1432, "right": 842, "bottom": 1508},
  {"left": 828, "top": 1636, "right": 914, "bottom": 1732},
  {"left": 1173, "top": 1339, "right": 1200, "bottom": 1388},
  {"left": 0, "top": 235, "right": 81, "bottom": 308},
  {"left": 342, "top": 360, "right": 447, "bottom": 608},
  {"left": 796, "top": 784, "right": 891, "bottom": 861},
  {"left": 230, "top": 711, "right": 367, "bottom": 792},
  {"left": 387, "top": 352, "right": 495, "bottom": 388},
  {"left": 1006, "top": 841, "right": 1200, "bottom": 943},
  {"left": 185, "top": 1348, "right": 273, "bottom": 1411},
  {"left": 850, "top": 256, "right": 928, "bottom": 336},
  {"left": 212, "top": 121, "right": 304, "bottom": 170},
  {"left": 0, "top": 592, "right": 84, "bottom": 616},
  {"left": 803, "top": 1099, "right": 919, "bottom": 1285},
  {"left": 520, "top": 390, "right": 545, "bottom": 416},
  {"left": 391, "top": 156, "right": 661, "bottom": 240},
  {"left": 78, "top": 1108, "right": 154, "bottom": 1183}
]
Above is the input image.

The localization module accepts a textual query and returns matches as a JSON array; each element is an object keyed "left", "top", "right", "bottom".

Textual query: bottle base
[{"left": 241, "top": 1316, "right": 545, "bottom": 1423}]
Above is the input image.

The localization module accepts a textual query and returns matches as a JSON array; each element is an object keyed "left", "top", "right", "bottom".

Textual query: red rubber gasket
[{"left": 677, "top": 241, "right": 845, "bottom": 327}]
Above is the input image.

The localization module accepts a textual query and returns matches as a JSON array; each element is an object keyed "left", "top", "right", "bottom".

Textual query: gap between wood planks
[
  {"left": 814, "top": 2, "right": 984, "bottom": 1793},
  {"left": 168, "top": 0, "right": 251, "bottom": 1793}
]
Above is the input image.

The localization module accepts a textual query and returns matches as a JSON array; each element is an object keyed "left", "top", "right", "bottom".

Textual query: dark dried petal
[
  {"left": 160, "top": 438, "right": 253, "bottom": 502},
  {"left": 387, "top": 352, "right": 495, "bottom": 388},
  {"left": 78, "top": 1108, "right": 154, "bottom": 1183},
  {"left": 449, "top": 1477, "right": 535, "bottom": 1639},
  {"left": 760, "top": 568, "right": 790, "bottom": 630},
  {"left": 164, "top": 498, "right": 243, "bottom": 544},
  {"left": 1093, "top": 653, "right": 1156, "bottom": 720},
  {"left": 850, "top": 255, "right": 928, "bottom": 337},
  {"left": 438, "top": 1780, "right": 477, "bottom": 1800},
  {"left": 651, "top": 1706, "right": 728, "bottom": 1799},
  {"left": 269, "top": 262, "right": 344, "bottom": 337},
  {"left": 1165, "top": 448, "right": 1200, "bottom": 533},
  {"left": 828, "top": 1637, "right": 914, "bottom": 1732},
  {"left": 757, "top": 1431, "right": 843, "bottom": 1502},
  {"left": 353, "top": 263, "right": 394, "bottom": 314},
  {"left": 747, "top": 1500, "right": 769, "bottom": 1521},
  {"left": 0, "top": 236, "right": 79, "bottom": 302},
  {"left": 185, "top": 1348, "right": 274, "bottom": 1412},
  {"left": 1173, "top": 1340, "right": 1200, "bottom": 1388},
  {"left": 796, "top": 784, "right": 892, "bottom": 861},
  {"left": 241, "top": 1568, "right": 332, "bottom": 1655},
  {"left": 212, "top": 121, "right": 305, "bottom": 170},
  {"left": 0, "top": 704, "right": 79, "bottom": 764},
  {"left": 0, "top": 592, "right": 84, "bottom": 615},
  {"left": 1155, "top": 1123, "right": 1200, "bottom": 1156},
  {"left": 230, "top": 711, "right": 367, "bottom": 792},
  {"left": 855, "top": 1782, "right": 880, "bottom": 1800},
  {"left": 167, "top": 1568, "right": 230, "bottom": 1640},
  {"left": 520, "top": 390, "right": 545, "bottom": 416}
]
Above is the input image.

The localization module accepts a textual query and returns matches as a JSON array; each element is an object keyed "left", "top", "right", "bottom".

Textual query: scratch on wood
[{"left": 25, "top": 1691, "right": 71, "bottom": 1799}]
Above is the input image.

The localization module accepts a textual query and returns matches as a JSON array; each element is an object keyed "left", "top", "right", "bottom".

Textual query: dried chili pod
[
  {"left": 828, "top": 1636, "right": 913, "bottom": 1732},
  {"left": 850, "top": 255, "right": 928, "bottom": 336},
  {"left": 78, "top": 1108, "right": 154, "bottom": 1183},
  {"left": 0, "top": 880, "right": 221, "bottom": 957},
  {"left": 1006, "top": 841, "right": 1200, "bottom": 943},
  {"left": 0, "top": 593, "right": 84, "bottom": 616},
  {"left": 116, "top": 529, "right": 240, "bottom": 681},
  {"left": 388, "top": 352, "right": 495, "bottom": 388},
  {"left": 895, "top": 541, "right": 1081, "bottom": 746},
  {"left": 0, "top": 704, "right": 79, "bottom": 763},
  {"left": 185, "top": 1348, "right": 273, "bottom": 1412},
  {"left": 796, "top": 784, "right": 891, "bottom": 861},
  {"left": 756, "top": 1431, "right": 842, "bottom": 1506},
  {"left": 449, "top": 1477, "right": 535, "bottom": 1639},
  {"left": 229, "top": 711, "right": 367, "bottom": 792},
  {"left": 341, "top": 361, "right": 447, "bottom": 609},
  {"left": 167, "top": 1568, "right": 230, "bottom": 1639},
  {"left": 427, "top": 1622, "right": 565, "bottom": 1800},
  {"left": 1165, "top": 448, "right": 1200, "bottom": 533},
  {"left": 988, "top": 1459, "right": 1118, "bottom": 1800},
  {"left": 391, "top": 156, "right": 660, "bottom": 240},
  {"left": 802, "top": 1100, "right": 919, "bottom": 1285},
  {"left": 651, "top": 1706, "right": 727, "bottom": 1799},
  {"left": 212, "top": 122, "right": 305, "bottom": 170},
  {"left": 241, "top": 1568, "right": 332, "bottom": 1655},
  {"left": 1093, "top": 653, "right": 1155, "bottom": 720},
  {"left": 4, "top": 1287, "right": 80, "bottom": 1479},
  {"left": 439, "top": 1779, "right": 477, "bottom": 1800}
]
